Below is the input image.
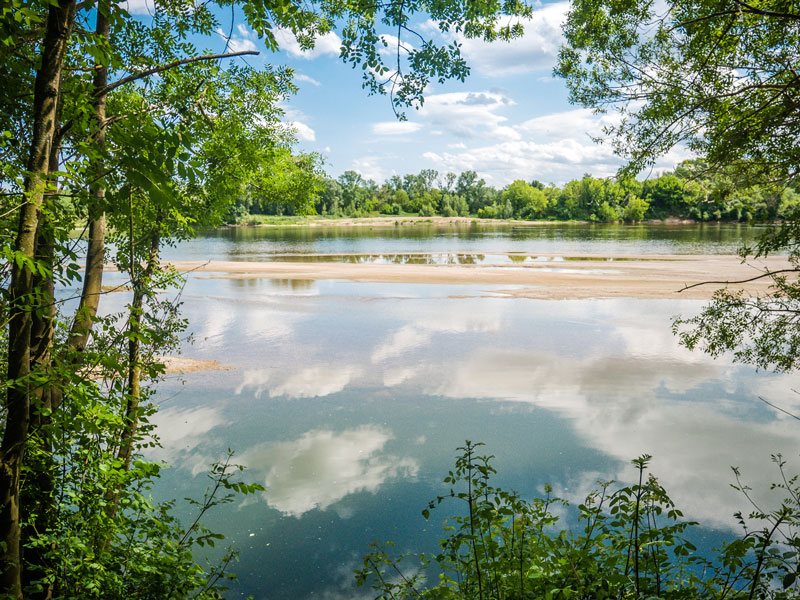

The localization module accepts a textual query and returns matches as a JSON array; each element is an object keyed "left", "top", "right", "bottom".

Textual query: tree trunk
[
  {"left": 0, "top": 1, "right": 76, "bottom": 596},
  {"left": 68, "top": 0, "right": 109, "bottom": 352},
  {"left": 107, "top": 195, "right": 161, "bottom": 518}
]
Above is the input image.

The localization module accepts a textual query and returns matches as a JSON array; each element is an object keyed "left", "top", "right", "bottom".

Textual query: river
[{"left": 140, "top": 223, "right": 800, "bottom": 599}]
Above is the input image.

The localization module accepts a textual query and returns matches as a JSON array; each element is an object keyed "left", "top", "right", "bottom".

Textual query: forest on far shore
[{"left": 231, "top": 159, "right": 800, "bottom": 224}]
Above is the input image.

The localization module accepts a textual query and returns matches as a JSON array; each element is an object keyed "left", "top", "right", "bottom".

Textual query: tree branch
[
  {"left": 678, "top": 268, "right": 799, "bottom": 292},
  {"left": 97, "top": 50, "right": 258, "bottom": 97},
  {"left": 734, "top": 0, "right": 800, "bottom": 21}
]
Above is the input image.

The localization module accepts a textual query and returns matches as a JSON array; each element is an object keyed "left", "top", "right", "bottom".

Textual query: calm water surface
[
  {"left": 160, "top": 222, "right": 771, "bottom": 261},
  {"left": 146, "top": 224, "right": 799, "bottom": 599}
]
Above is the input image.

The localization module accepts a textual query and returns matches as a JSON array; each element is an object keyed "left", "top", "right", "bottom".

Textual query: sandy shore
[
  {"left": 158, "top": 356, "right": 230, "bottom": 374},
  {"left": 231, "top": 216, "right": 698, "bottom": 228},
  {"left": 166, "top": 253, "right": 795, "bottom": 300}
]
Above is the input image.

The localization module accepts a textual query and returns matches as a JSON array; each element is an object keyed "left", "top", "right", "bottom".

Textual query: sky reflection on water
[{"left": 148, "top": 273, "right": 800, "bottom": 599}]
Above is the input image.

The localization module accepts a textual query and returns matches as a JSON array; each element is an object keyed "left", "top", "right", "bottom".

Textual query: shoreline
[
  {"left": 224, "top": 215, "right": 710, "bottom": 228},
  {"left": 165, "top": 253, "right": 793, "bottom": 300}
]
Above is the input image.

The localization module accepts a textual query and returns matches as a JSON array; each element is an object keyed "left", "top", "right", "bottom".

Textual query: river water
[{"left": 145, "top": 223, "right": 800, "bottom": 599}]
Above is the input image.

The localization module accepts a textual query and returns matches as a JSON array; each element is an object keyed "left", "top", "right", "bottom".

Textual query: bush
[{"left": 357, "top": 442, "right": 800, "bottom": 600}]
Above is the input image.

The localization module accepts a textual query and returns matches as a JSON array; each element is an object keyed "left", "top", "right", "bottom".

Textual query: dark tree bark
[{"left": 0, "top": 1, "right": 76, "bottom": 596}]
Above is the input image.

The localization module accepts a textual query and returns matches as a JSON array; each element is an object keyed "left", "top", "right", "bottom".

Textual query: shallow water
[{"left": 140, "top": 250, "right": 800, "bottom": 599}]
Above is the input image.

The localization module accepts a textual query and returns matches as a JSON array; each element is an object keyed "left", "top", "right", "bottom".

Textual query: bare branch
[{"left": 678, "top": 268, "right": 799, "bottom": 292}]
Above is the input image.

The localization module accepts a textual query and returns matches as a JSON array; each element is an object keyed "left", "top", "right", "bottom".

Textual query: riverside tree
[
  {"left": 0, "top": 0, "right": 535, "bottom": 596},
  {"left": 556, "top": 0, "right": 800, "bottom": 370}
]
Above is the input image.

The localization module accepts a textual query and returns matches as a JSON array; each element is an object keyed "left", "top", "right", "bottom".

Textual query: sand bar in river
[{"left": 165, "top": 253, "right": 795, "bottom": 300}]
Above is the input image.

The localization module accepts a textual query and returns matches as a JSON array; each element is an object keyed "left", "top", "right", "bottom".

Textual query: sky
[{"left": 127, "top": 0, "right": 692, "bottom": 188}]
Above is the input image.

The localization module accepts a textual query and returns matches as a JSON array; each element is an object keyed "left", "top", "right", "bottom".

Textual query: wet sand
[
  {"left": 166, "top": 253, "right": 795, "bottom": 300},
  {"left": 158, "top": 356, "right": 230, "bottom": 374}
]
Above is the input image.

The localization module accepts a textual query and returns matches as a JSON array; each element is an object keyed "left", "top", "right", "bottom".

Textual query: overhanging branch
[
  {"left": 678, "top": 268, "right": 799, "bottom": 292},
  {"left": 98, "top": 50, "right": 258, "bottom": 97}
]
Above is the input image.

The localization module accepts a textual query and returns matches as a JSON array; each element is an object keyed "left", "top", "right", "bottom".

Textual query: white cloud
[
  {"left": 419, "top": 107, "right": 694, "bottom": 185},
  {"left": 122, "top": 0, "right": 156, "bottom": 14},
  {"left": 239, "top": 426, "right": 418, "bottom": 516},
  {"left": 271, "top": 366, "right": 360, "bottom": 398},
  {"left": 274, "top": 28, "right": 342, "bottom": 59},
  {"left": 380, "top": 301, "right": 800, "bottom": 531},
  {"left": 372, "top": 303, "right": 504, "bottom": 364},
  {"left": 377, "top": 34, "right": 415, "bottom": 58},
  {"left": 294, "top": 73, "right": 321, "bottom": 86},
  {"left": 457, "top": 3, "right": 569, "bottom": 76},
  {"left": 288, "top": 120, "right": 317, "bottom": 142},
  {"left": 372, "top": 121, "right": 424, "bottom": 135},
  {"left": 417, "top": 90, "right": 519, "bottom": 140}
]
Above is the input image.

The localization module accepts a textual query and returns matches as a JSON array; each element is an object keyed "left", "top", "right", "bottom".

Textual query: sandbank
[
  {"left": 166, "top": 253, "right": 795, "bottom": 300},
  {"left": 157, "top": 356, "right": 230, "bottom": 374}
]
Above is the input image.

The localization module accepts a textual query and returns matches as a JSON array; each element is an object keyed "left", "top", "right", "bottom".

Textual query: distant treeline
[{"left": 231, "top": 160, "right": 800, "bottom": 223}]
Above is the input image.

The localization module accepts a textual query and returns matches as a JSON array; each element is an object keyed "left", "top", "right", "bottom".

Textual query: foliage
[
  {"left": 357, "top": 442, "right": 800, "bottom": 600},
  {"left": 674, "top": 219, "right": 800, "bottom": 372},
  {"left": 0, "top": 0, "right": 545, "bottom": 594},
  {"left": 623, "top": 197, "right": 649, "bottom": 223},
  {"left": 242, "top": 163, "right": 800, "bottom": 224},
  {"left": 552, "top": 0, "right": 800, "bottom": 370},
  {"left": 555, "top": 0, "right": 800, "bottom": 188}
]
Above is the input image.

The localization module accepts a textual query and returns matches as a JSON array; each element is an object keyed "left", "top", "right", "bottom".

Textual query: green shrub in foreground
[{"left": 357, "top": 442, "right": 800, "bottom": 599}]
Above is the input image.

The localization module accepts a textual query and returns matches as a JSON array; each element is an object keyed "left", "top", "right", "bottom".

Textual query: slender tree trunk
[
  {"left": 68, "top": 0, "right": 109, "bottom": 352},
  {"left": 0, "top": 2, "right": 76, "bottom": 596},
  {"left": 108, "top": 196, "right": 161, "bottom": 518}
]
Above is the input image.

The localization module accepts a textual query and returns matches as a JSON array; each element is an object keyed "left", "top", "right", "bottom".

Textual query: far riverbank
[{"left": 224, "top": 215, "right": 701, "bottom": 228}]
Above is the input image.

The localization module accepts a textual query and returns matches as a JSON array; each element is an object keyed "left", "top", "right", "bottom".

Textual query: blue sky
[{"left": 127, "top": 1, "right": 691, "bottom": 187}]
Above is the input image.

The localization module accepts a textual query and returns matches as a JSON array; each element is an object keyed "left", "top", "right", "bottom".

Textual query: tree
[
  {"left": 502, "top": 179, "right": 548, "bottom": 218},
  {"left": 623, "top": 196, "right": 650, "bottom": 222},
  {"left": 557, "top": 0, "right": 800, "bottom": 371},
  {"left": 556, "top": 0, "right": 800, "bottom": 187},
  {"left": 1, "top": 0, "right": 534, "bottom": 594}
]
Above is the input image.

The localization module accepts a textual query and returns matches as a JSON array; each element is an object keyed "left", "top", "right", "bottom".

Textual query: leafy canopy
[{"left": 556, "top": 0, "right": 800, "bottom": 187}]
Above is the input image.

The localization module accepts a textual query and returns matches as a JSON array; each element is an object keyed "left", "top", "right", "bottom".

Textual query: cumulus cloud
[
  {"left": 372, "top": 121, "right": 424, "bottom": 135},
  {"left": 122, "top": 0, "right": 157, "bottom": 14},
  {"left": 147, "top": 406, "right": 229, "bottom": 474},
  {"left": 417, "top": 90, "right": 519, "bottom": 140},
  {"left": 419, "top": 107, "right": 694, "bottom": 185},
  {"left": 371, "top": 303, "right": 504, "bottom": 364},
  {"left": 365, "top": 300, "right": 800, "bottom": 531},
  {"left": 457, "top": 2, "right": 569, "bottom": 76},
  {"left": 239, "top": 426, "right": 418, "bottom": 516},
  {"left": 271, "top": 366, "right": 361, "bottom": 398},
  {"left": 287, "top": 120, "right": 317, "bottom": 142},
  {"left": 274, "top": 28, "right": 342, "bottom": 59},
  {"left": 377, "top": 34, "right": 415, "bottom": 58},
  {"left": 431, "top": 348, "right": 800, "bottom": 529}
]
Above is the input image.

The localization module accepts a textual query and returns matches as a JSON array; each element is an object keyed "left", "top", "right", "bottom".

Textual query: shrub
[{"left": 357, "top": 442, "right": 800, "bottom": 600}]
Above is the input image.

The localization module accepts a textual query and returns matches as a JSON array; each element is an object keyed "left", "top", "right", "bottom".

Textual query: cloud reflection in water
[
  {"left": 236, "top": 366, "right": 361, "bottom": 399},
  {"left": 239, "top": 426, "right": 418, "bottom": 517}
]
